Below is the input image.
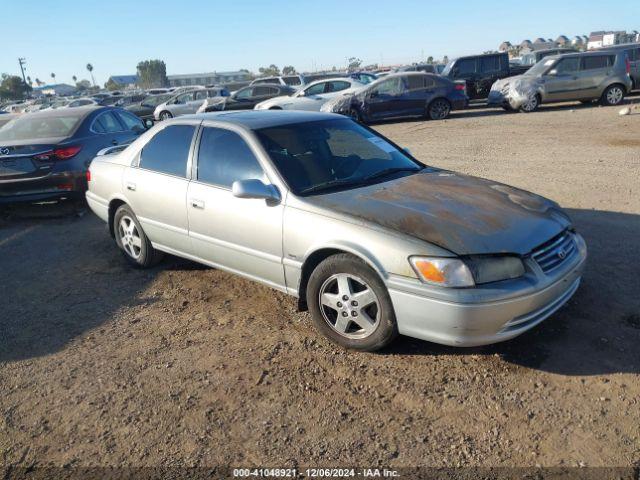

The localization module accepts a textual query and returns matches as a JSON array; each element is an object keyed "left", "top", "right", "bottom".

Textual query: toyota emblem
[
  {"left": 557, "top": 248, "right": 566, "bottom": 260},
  {"left": 0, "top": 147, "right": 9, "bottom": 155}
]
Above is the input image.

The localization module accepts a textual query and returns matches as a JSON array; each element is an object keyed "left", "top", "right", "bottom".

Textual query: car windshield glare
[
  {"left": 255, "top": 118, "right": 423, "bottom": 195},
  {"left": 525, "top": 58, "right": 557, "bottom": 76},
  {"left": 0, "top": 113, "right": 83, "bottom": 141}
]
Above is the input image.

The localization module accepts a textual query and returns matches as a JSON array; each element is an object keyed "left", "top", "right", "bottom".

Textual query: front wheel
[
  {"left": 601, "top": 84, "right": 625, "bottom": 106},
  {"left": 159, "top": 110, "right": 173, "bottom": 120},
  {"left": 113, "top": 205, "right": 163, "bottom": 268},
  {"left": 427, "top": 98, "right": 451, "bottom": 120},
  {"left": 519, "top": 94, "right": 540, "bottom": 113},
  {"left": 306, "top": 254, "right": 398, "bottom": 351}
]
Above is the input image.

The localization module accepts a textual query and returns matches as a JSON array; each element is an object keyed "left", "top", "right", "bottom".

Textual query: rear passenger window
[
  {"left": 581, "top": 55, "right": 614, "bottom": 70},
  {"left": 114, "top": 111, "right": 144, "bottom": 131},
  {"left": 480, "top": 56, "right": 501, "bottom": 73},
  {"left": 139, "top": 125, "right": 195, "bottom": 177},
  {"left": 327, "top": 81, "right": 350, "bottom": 92},
  {"left": 406, "top": 76, "right": 425, "bottom": 90},
  {"left": 253, "top": 86, "right": 276, "bottom": 96},
  {"left": 197, "top": 128, "right": 264, "bottom": 188},
  {"left": 93, "top": 112, "right": 123, "bottom": 133}
]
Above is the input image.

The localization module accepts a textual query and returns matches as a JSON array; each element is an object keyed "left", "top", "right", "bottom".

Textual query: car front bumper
[
  {"left": 487, "top": 90, "right": 507, "bottom": 107},
  {"left": 0, "top": 171, "right": 86, "bottom": 204},
  {"left": 387, "top": 235, "right": 587, "bottom": 347}
]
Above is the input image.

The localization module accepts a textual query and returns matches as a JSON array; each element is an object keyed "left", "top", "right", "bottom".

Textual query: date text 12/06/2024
[{"left": 233, "top": 468, "right": 400, "bottom": 478}]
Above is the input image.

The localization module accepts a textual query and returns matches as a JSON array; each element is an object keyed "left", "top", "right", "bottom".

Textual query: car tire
[
  {"left": 306, "top": 253, "right": 398, "bottom": 352},
  {"left": 159, "top": 110, "right": 173, "bottom": 120},
  {"left": 269, "top": 106, "right": 282, "bottom": 110},
  {"left": 519, "top": 93, "right": 540, "bottom": 113},
  {"left": 427, "top": 98, "right": 451, "bottom": 120},
  {"left": 347, "top": 108, "right": 363, "bottom": 123},
  {"left": 601, "top": 84, "right": 626, "bottom": 106},
  {"left": 502, "top": 104, "right": 515, "bottom": 112},
  {"left": 113, "top": 205, "right": 163, "bottom": 268}
]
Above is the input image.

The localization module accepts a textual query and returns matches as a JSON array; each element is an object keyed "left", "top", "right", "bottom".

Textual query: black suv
[{"left": 441, "top": 52, "right": 530, "bottom": 100}]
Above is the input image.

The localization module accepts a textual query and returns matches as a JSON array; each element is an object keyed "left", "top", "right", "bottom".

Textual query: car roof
[
  {"left": 544, "top": 50, "right": 624, "bottom": 60},
  {"left": 182, "top": 110, "right": 342, "bottom": 129},
  {"left": 16, "top": 105, "right": 109, "bottom": 119}
]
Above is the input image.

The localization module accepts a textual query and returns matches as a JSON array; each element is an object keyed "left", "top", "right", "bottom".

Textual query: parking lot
[{"left": 1, "top": 99, "right": 639, "bottom": 470}]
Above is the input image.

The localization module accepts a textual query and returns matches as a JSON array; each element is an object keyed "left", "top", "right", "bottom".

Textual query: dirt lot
[{"left": 1, "top": 99, "right": 639, "bottom": 474}]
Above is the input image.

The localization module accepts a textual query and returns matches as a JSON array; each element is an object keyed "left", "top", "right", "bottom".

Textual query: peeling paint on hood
[{"left": 304, "top": 170, "right": 571, "bottom": 256}]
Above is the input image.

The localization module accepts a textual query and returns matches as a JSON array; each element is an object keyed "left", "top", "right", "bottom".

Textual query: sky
[{"left": 3, "top": 0, "right": 639, "bottom": 86}]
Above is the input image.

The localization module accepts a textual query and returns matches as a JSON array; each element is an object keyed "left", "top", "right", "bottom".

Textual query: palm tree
[
  {"left": 86, "top": 63, "right": 95, "bottom": 87},
  {"left": 72, "top": 75, "right": 77, "bottom": 83},
  {"left": 26, "top": 76, "right": 32, "bottom": 86},
  {"left": 35, "top": 78, "right": 42, "bottom": 87},
  {"left": 51, "top": 73, "right": 56, "bottom": 84}
]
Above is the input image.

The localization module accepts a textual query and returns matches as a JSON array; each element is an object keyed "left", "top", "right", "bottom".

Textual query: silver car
[
  {"left": 154, "top": 88, "right": 229, "bottom": 120},
  {"left": 86, "top": 111, "right": 586, "bottom": 351},
  {"left": 254, "top": 78, "right": 365, "bottom": 111},
  {"left": 488, "top": 50, "right": 633, "bottom": 112}
]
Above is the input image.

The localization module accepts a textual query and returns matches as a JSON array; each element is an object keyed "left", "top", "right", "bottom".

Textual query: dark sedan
[
  {"left": 321, "top": 72, "right": 468, "bottom": 122},
  {"left": 0, "top": 106, "right": 148, "bottom": 204},
  {"left": 126, "top": 93, "right": 173, "bottom": 120},
  {"left": 200, "top": 84, "right": 295, "bottom": 112}
]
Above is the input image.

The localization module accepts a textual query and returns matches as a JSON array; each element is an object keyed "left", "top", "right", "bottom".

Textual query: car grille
[{"left": 530, "top": 231, "right": 577, "bottom": 274}]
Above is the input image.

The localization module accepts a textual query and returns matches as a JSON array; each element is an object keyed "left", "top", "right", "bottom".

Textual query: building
[
  {"left": 167, "top": 71, "right": 252, "bottom": 87},
  {"left": 32, "top": 84, "right": 76, "bottom": 97},
  {"left": 498, "top": 41, "right": 513, "bottom": 52},
  {"left": 107, "top": 75, "right": 139, "bottom": 89},
  {"left": 587, "top": 30, "right": 640, "bottom": 50},
  {"left": 555, "top": 35, "right": 570, "bottom": 46}
]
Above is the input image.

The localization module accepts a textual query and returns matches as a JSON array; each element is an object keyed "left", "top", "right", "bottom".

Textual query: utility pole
[{"left": 18, "top": 58, "right": 27, "bottom": 84}]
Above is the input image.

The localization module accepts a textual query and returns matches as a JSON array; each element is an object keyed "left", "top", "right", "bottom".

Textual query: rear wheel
[
  {"left": 307, "top": 254, "right": 397, "bottom": 351},
  {"left": 159, "top": 110, "right": 173, "bottom": 120},
  {"left": 427, "top": 98, "right": 451, "bottom": 120},
  {"left": 601, "top": 84, "right": 625, "bottom": 106},
  {"left": 519, "top": 93, "right": 540, "bottom": 113},
  {"left": 113, "top": 205, "right": 163, "bottom": 268}
]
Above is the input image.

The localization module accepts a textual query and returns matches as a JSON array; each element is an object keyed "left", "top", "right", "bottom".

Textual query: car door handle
[
  {"left": 190, "top": 199, "right": 205, "bottom": 209},
  {"left": 126, "top": 182, "right": 136, "bottom": 191}
]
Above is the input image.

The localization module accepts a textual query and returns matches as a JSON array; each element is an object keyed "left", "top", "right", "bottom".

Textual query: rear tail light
[
  {"left": 86, "top": 169, "right": 91, "bottom": 182},
  {"left": 33, "top": 145, "right": 82, "bottom": 161},
  {"left": 455, "top": 84, "right": 466, "bottom": 91}
]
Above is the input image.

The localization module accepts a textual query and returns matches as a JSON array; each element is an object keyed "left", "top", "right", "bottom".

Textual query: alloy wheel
[
  {"left": 521, "top": 94, "right": 539, "bottom": 112},
  {"left": 606, "top": 87, "right": 624, "bottom": 105},
  {"left": 118, "top": 215, "right": 142, "bottom": 259},
  {"left": 318, "top": 273, "right": 380, "bottom": 339},
  {"left": 429, "top": 99, "right": 450, "bottom": 120}
]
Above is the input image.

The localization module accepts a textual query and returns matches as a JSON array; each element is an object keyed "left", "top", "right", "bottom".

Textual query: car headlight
[
  {"left": 464, "top": 256, "right": 525, "bottom": 284},
  {"left": 409, "top": 257, "right": 475, "bottom": 287},
  {"left": 409, "top": 255, "right": 525, "bottom": 287}
]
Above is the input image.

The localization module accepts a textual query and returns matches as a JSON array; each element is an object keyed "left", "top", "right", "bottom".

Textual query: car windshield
[
  {"left": 255, "top": 118, "right": 423, "bottom": 195},
  {"left": 525, "top": 57, "right": 557, "bottom": 76},
  {"left": 0, "top": 113, "right": 83, "bottom": 141},
  {"left": 441, "top": 59, "right": 456, "bottom": 76}
]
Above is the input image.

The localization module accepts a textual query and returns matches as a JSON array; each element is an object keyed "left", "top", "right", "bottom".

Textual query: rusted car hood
[{"left": 305, "top": 170, "right": 571, "bottom": 255}]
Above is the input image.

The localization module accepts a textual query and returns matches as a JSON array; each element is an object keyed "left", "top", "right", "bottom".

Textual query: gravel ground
[{"left": 1, "top": 99, "right": 639, "bottom": 474}]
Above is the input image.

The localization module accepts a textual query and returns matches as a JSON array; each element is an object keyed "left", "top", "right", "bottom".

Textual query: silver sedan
[{"left": 86, "top": 111, "right": 586, "bottom": 351}]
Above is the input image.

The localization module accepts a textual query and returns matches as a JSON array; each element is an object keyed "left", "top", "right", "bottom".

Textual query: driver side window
[
  {"left": 235, "top": 88, "right": 253, "bottom": 99},
  {"left": 304, "top": 82, "right": 326, "bottom": 96}
]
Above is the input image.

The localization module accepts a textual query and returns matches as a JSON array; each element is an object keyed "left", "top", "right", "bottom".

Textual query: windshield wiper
[
  {"left": 361, "top": 166, "right": 422, "bottom": 183},
  {"left": 298, "top": 178, "right": 366, "bottom": 195}
]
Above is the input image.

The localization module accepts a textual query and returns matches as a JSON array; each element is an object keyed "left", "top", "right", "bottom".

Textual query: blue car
[
  {"left": 0, "top": 106, "right": 149, "bottom": 204},
  {"left": 322, "top": 72, "right": 468, "bottom": 122}
]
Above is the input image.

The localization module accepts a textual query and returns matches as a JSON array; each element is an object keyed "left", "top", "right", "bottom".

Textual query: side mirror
[
  {"left": 370, "top": 90, "right": 379, "bottom": 98},
  {"left": 298, "top": 90, "right": 306, "bottom": 97},
  {"left": 232, "top": 179, "right": 280, "bottom": 204},
  {"left": 548, "top": 69, "right": 558, "bottom": 76},
  {"left": 143, "top": 119, "right": 154, "bottom": 129}
]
